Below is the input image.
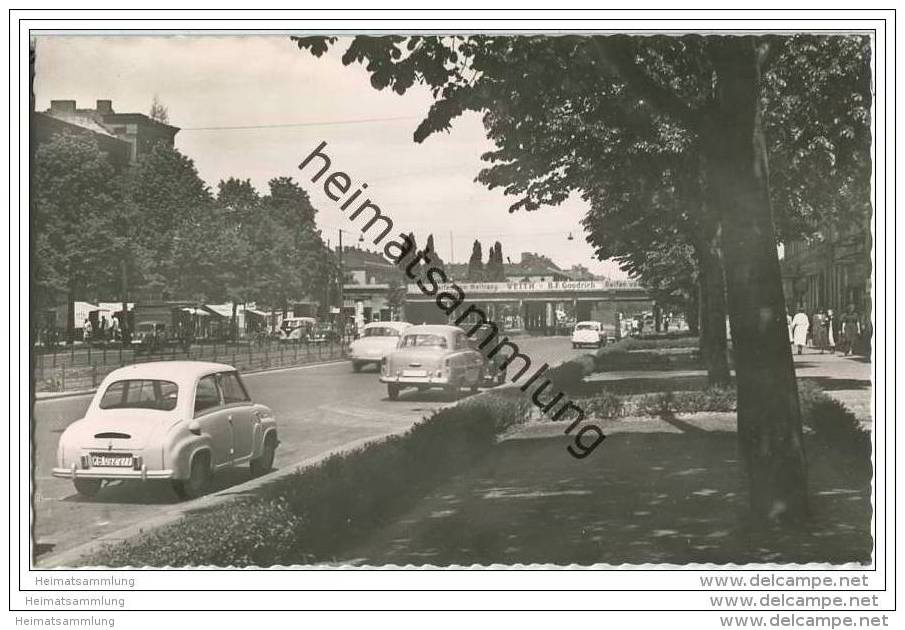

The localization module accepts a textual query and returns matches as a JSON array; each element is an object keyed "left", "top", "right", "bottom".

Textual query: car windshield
[
  {"left": 364, "top": 327, "right": 401, "bottom": 338},
  {"left": 400, "top": 334, "right": 448, "bottom": 348},
  {"left": 575, "top": 323, "right": 599, "bottom": 331},
  {"left": 99, "top": 379, "right": 179, "bottom": 411}
]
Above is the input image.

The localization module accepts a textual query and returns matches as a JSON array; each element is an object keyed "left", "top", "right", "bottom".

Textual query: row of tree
[
  {"left": 32, "top": 133, "right": 337, "bottom": 331},
  {"left": 467, "top": 240, "right": 505, "bottom": 282},
  {"left": 294, "top": 34, "right": 872, "bottom": 524}
]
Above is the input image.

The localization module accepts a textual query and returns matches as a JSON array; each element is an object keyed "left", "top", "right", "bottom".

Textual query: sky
[{"left": 33, "top": 34, "right": 627, "bottom": 278}]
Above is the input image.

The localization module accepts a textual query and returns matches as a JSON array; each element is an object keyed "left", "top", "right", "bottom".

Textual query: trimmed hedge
[
  {"left": 546, "top": 354, "right": 596, "bottom": 391},
  {"left": 596, "top": 349, "right": 702, "bottom": 371},
  {"left": 797, "top": 381, "right": 872, "bottom": 457},
  {"left": 459, "top": 387, "right": 536, "bottom": 431},
  {"left": 528, "top": 337, "right": 702, "bottom": 394},
  {"left": 580, "top": 381, "right": 870, "bottom": 457},
  {"left": 80, "top": 392, "right": 530, "bottom": 567},
  {"left": 584, "top": 387, "right": 736, "bottom": 418},
  {"left": 616, "top": 335, "right": 700, "bottom": 351}
]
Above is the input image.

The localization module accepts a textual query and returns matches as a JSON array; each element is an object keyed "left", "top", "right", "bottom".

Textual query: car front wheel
[
  {"left": 172, "top": 453, "right": 212, "bottom": 500},
  {"left": 73, "top": 478, "right": 102, "bottom": 498}
]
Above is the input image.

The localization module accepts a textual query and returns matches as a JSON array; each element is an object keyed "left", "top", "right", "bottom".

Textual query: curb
[
  {"left": 37, "top": 427, "right": 410, "bottom": 568},
  {"left": 34, "top": 389, "right": 97, "bottom": 402}
]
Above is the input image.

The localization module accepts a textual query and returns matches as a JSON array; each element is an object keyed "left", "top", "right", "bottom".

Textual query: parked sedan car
[
  {"left": 348, "top": 321, "right": 411, "bottom": 372},
  {"left": 380, "top": 324, "right": 485, "bottom": 400},
  {"left": 571, "top": 321, "right": 605, "bottom": 349},
  {"left": 53, "top": 361, "right": 278, "bottom": 500}
]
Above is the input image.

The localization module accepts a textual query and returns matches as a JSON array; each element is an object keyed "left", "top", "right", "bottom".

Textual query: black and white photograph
[{"left": 9, "top": 9, "right": 895, "bottom": 628}]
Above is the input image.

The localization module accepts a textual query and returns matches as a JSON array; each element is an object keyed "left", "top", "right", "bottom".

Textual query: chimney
[
  {"left": 49, "top": 99, "right": 76, "bottom": 114},
  {"left": 95, "top": 99, "right": 113, "bottom": 115}
]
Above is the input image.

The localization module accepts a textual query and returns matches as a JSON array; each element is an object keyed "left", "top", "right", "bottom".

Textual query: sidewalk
[{"left": 338, "top": 417, "right": 871, "bottom": 566}]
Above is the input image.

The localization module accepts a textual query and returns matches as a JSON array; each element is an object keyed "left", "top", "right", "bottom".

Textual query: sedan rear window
[
  {"left": 99, "top": 379, "right": 179, "bottom": 411},
  {"left": 575, "top": 323, "right": 599, "bottom": 331},
  {"left": 400, "top": 334, "right": 448, "bottom": 348},
  {"left": 363, "top": 327, "right": 401, "bottom": 338}
]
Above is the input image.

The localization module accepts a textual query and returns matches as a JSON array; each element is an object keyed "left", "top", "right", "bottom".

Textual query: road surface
[{"left": 31, "top": 335, "right": 586, "bottom": 563}]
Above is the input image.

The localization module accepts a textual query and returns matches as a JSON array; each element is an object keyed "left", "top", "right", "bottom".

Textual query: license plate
[
  {"left": 90, "top": 453, "right": 133, "bottom": 467},
  {"left": 402, "top": 369, "right": 427, "bottom": 377}
]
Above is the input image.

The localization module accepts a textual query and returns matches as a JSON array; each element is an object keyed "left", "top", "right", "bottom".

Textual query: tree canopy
[
  {"left": 32, "top": 137, "right": 336, "bottom": 315},
  {"left": 293, "top": 32, "right": 873, "bottom": 524}
]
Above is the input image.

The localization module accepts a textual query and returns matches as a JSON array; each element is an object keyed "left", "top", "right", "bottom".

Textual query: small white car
[
  {"left": 571, "top": 321, "right": 605, "bottom": 349},
  {"left": 348, "top": 321, "right": 411, "bottom": 372},
  {"left": 52, "top": 361, "right": 278, "bottom": 500}
]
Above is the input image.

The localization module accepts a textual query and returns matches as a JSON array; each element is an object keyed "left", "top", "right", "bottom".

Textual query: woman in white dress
[{"left": 791, "top": 308, "right": 810, "bottom": 355}]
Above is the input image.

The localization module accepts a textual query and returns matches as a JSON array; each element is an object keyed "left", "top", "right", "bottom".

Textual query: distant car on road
[
  {"left": 307, "top": 322, "right": 341, "bottom": 345},
  {"left": 571, "top": 321, "right": 605, "bottom": 349},
  {"left": 278, "top": 316, "right": 317, "bottom": 343},
  {"left": 380, "top": 324, "right": 485, "bottom": 400},
  {"left": 348, "top": 321, "right": 411, "bottom": 372},
  {"left": 132, "top": 321, "right": 171, "bottom": 353},
  {"left": 53, "top": 361, "right": 278, "bottom": 500}
]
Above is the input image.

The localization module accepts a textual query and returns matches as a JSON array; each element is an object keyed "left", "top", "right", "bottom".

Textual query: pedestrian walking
[
  {"left": 841, "top": 303, "right": 862, "bottom": 356},
  {"left": 824, "top": 308, "right": 837, "bottom": 353},
  {"left": 812, "top": 311, "right": 828, "bottom": 354},
  {"left": 862, "top": 317, "right": 873, "bottom": 361},
  {"left": 82, "top": 318, "right": 92, "bottom": 342},
  {"left": 791, "top": 307, "right": 810, "bottom": 355}
]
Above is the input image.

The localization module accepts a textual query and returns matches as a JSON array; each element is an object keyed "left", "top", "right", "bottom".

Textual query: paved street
[{"left": 32, "top": 335, "right": 585, "bottom": 563}]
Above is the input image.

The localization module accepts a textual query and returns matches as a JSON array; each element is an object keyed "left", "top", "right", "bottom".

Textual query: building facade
[
  {"left": 780, "top": 223, "right": 872, "bottom": 317},
  {"left": 340, "top": 247, "right": 407, "bottom": 329},
  {"left": 39, "top": 99, "right": 179, "bottom": 163}
]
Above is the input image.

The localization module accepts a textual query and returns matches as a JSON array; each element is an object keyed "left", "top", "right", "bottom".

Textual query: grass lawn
[{"left": 338, "top": 427, "right": 872, "bottom": 566}]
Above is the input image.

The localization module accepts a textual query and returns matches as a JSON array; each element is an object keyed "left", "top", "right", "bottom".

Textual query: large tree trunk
[
  {"left": 231, "top": 301, "right": 239, "bottom": 342},
  {"left": 686, "top": 287, "right": 700, "bottom": 335},
  {"left": 66, "top": 290, "right": 75, "bottom": 346},
  {"left": 706, "top": 37, "right": 808, "bottom": 524},
  {"left": 696, "top": 234, "right": 731, "bottom": 387}
]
